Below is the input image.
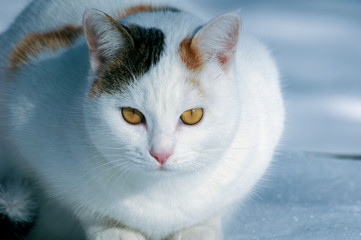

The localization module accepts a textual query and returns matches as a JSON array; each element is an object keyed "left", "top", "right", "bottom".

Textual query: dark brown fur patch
[
  {"left": 8, "top": 25, "right": 83, "bottom": 70},
  {"left": 90, "top": 25, "right": 165, "bottom": 96},
  {"left": 118, "top": 4, "right": 180, "bottom": 18},
  {"left": 178, "top": 37, "right": 204, "bottom": 72}
]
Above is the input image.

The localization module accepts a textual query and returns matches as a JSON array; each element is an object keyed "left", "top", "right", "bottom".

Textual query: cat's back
[{"left": 0, "top": 0, "right": 206, "bottom": 62}]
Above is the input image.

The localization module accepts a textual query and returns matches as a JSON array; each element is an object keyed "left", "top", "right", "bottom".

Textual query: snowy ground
[{"left": 1, "top": 0, "right": 361, "bottom": 239}]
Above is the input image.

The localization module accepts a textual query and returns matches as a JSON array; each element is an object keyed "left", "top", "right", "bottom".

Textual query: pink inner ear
[
  {"left": 193, "top": 13, "right": 240, "bottom": 71},
  {"left": 83, "top": 10, "right": 124, "bottom": 71},
  {"left": 89, "top": 48, "right": 106, "bottom": 69},
  {"left": 218, "top": 54, "right": 229, "bottom": 66},
  {"left": 84, "top": 21, "right": 109, "bottom": 70},
  {"left": 214, "top": 46, "right": 235, "bottom": 72},
  {"left": 84, "top": 16, "right": 103, "bottom": 70},
  {"left": 219, "top": 22, "right": 240, "bottom": 69}
]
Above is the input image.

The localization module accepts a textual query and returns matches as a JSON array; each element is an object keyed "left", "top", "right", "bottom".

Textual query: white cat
[{"left": 0, "top": 0, "right": 284, "bottom": 239}]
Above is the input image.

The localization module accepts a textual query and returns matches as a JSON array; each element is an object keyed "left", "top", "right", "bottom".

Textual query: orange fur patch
[
  {"left": 178, "top": 37, "right": 204, "bottom": 72},
  {"left": 8, "top": 25, "right": 83, "bottom": 70},
  {"left": 118, "top": 4, "right": 155, "bottom": 18},
  {"left": 118, "top": 4, "right": 179, "bottom": 18}
]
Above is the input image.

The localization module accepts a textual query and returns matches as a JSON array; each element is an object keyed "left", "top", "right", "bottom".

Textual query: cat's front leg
[
  {"left": 168, "top": 217, "right": 223, "bottom": 240},
  {"left": 81, "top": 218, "right": 146, "bottom": 240},
  {"left": 92, "top": 228, "right": 146, "bottom": 240}
]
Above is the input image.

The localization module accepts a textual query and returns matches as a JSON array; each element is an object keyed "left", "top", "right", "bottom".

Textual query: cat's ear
[
  {"left": 193, "top": 13, "right": 240, "bottom": 71},
  {"left": 83, "top": 9, "right": 133, "bottom": 71}
]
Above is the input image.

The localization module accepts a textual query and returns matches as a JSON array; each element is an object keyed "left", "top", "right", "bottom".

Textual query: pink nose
[{"left": 150, "top": 151, "right": 172, "bottom": 165}]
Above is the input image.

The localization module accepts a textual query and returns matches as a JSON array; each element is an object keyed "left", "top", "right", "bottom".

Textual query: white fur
[
  {"left": 0, "top": 0, "right": 284, "bottom": 239},
  {"left": 0, "top": 178, "right": 37, "bottom": 223}
]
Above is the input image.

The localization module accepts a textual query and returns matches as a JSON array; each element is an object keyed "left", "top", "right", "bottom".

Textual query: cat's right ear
[
  {"left": 179, "top": 13, "right": 240, "bottom": 73},
  {"left": 83, "top": 10, "right": 133, "bottom": 71}
]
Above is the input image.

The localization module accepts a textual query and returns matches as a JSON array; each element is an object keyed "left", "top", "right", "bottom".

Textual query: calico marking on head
[
  {"left": 83, "top": 10, "right": 166, "bottom": 96},
  {"left": 178, "top": 36, "right": 203, "bottom": 72},
  {"left": 6, "top": 4, "right": 177, "bottom": 73}
]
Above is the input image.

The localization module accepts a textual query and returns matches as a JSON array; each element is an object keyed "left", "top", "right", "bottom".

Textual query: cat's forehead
[
  {"left": 91, "top": 11, "right": 204, "bottom": 98},
  {"left": 120, "top": 49, "right": 204, "bottom": 116}
]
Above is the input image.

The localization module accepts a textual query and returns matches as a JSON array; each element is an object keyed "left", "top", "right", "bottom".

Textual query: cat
[{"left": 0, "top": 0, "right": 284, "bottom": 239}]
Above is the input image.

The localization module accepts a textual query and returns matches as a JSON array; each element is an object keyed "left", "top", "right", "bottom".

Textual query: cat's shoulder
[{"left": 236, "top": 34, "right": 279, "bottom": 81}]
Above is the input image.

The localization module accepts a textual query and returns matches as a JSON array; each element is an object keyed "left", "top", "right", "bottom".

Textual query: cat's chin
[{"left": 136, "top": 163, "right": 203, "bottom": 178}]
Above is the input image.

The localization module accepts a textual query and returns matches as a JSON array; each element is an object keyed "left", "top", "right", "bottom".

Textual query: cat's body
[{"left": 0, "top": 0, "right": 284, "bottom": 239}]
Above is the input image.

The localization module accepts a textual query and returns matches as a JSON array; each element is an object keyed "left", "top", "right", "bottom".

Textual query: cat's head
[{"left": 82, "top": 9, "right": 241, "bottom": 177}]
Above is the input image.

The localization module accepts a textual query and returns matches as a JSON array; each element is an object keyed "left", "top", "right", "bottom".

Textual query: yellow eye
[
  {"left": 121, "top": 107, "right": 145, "bottom": 124},
  {"left": 180, "top": 108, "right": 203, "bottom": 125}
]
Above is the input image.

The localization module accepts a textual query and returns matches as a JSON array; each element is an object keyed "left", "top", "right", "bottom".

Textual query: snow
[
  {"left": 224, "top": 153, "right": 361, "bottom": 239},
  {"left": 1, "top": 0, "right": 361, "bottom": 239}
]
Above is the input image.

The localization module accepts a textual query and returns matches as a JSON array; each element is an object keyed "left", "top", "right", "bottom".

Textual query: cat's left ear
[
  {"left": 83, "top": 9, "right": 133, "bottom": 71},
  {"left": 185, "top": 13, "right": 241, "bottom": 72}
]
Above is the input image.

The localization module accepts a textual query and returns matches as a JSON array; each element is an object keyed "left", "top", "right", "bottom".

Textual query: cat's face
[{"left": 83, "top": 10, "right": 241, "bottom": 177}]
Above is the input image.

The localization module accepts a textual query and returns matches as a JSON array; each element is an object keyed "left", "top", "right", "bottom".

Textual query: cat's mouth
[
  {"left": 147, "top": 164, "right": 182, "bottom": 176},
  {"left": 158, "top": 165, "right": 174, "bottom": 173},
  {"left": 155, "top": 165, "right": 173, "bottom": 173},
  {"left": 151, "top": 162, "right": 200, "bottom": 176},
  {"left": 132, "top": 158, "right": 201, "bottom": 176}
]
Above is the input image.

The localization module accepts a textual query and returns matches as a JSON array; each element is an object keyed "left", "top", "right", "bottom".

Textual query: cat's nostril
[{"left": 150, "top": 151, "right": 173, "bottom": 165}]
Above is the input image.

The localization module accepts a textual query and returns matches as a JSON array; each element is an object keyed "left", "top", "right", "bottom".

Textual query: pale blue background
[{"left": 1, "top": 0, "right": 361, "bottom": 239}]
